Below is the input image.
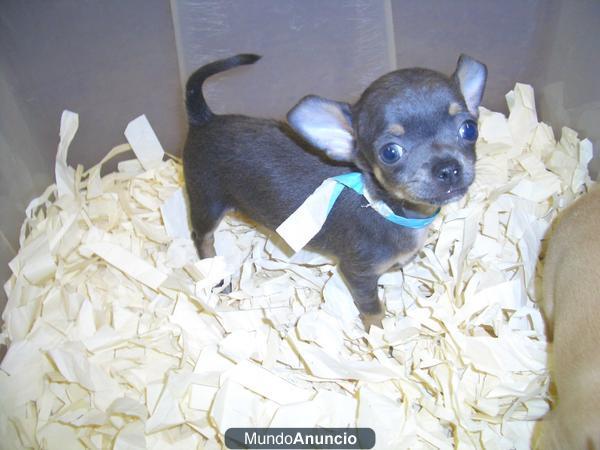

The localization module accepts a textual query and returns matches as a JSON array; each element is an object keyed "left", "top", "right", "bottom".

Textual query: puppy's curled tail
[{"left": 185, "top": 53, "right": 261, "bottom": 125}]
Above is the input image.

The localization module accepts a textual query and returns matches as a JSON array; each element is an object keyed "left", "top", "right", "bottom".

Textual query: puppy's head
[{"left": 288, "top": 55, "right": 487, "bottom": 206}]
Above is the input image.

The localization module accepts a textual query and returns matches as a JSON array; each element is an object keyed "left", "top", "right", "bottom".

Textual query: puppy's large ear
[
  {"left": 287, "top": 95, "right": 355, "bottom": 162},
  {"left": 453, "top": 54, "right": 487, "bottom": 116}
]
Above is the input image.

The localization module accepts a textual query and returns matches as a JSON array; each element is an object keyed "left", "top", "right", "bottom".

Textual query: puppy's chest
[{"left": 377, "top": 226, "right": 428, "bottom": 273}]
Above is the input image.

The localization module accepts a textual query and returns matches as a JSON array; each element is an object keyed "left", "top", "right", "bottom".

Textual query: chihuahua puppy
[
  {"left": 536, "top": 188, "right": 600, "bottom": 449},
  {"left": 183, "top": 54, "right": 486, "bottom": 329}
]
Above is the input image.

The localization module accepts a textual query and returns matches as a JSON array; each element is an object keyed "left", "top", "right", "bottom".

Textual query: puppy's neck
[{"left": 361, "top": 171, "right": 438, "bottom": 219}]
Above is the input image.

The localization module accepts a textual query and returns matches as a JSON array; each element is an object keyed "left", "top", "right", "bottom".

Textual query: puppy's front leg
[{"left": 339, "top": 262, "right": 384, "bottom": 330}]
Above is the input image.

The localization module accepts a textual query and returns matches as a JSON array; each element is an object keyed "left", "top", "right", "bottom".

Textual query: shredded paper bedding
[{"left": 0, "top": 84, "right": 594, "bottom": 450}]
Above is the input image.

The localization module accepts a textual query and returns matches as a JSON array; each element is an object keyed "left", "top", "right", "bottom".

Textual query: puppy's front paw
[{"left": 360, "top": 311, "right": 385, "bottom": 331}]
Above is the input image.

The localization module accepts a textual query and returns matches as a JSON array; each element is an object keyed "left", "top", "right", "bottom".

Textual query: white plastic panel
[
  {"left": 0, "top": 0, "right": 184, "bottom": 291},
  {"left": 171, "top": 0, "right": 395, "bottom": 119},
  {"left": 390, "top": 0, "right": 548, "bottom": 113},
  {"left": 390, "top": 0, "right": 600, "bottom": 175},
  {"left": 532, "top": 0, "right": 600, "bottom": 176}
]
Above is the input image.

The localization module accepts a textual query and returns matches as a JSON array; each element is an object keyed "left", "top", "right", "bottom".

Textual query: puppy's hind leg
[
  {"left": 196, "top": 232, "right": 216, "bottom": 259},
  {"left": 189, "top": 199, "right": 236, "bottom": 295},
  {"left": 338, "top": 262, "right": 384, "bottom": 331},
  {"left": 188, "top": 192, "right": 226, "bottom": 260}
]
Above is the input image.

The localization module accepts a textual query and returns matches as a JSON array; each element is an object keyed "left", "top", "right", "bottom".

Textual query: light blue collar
[{"left": 327, "top": 172, "right": 439, "bottom": 229}]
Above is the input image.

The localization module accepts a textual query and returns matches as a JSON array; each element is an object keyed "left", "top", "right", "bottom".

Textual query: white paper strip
[
  {"left": 276, "top": 178, "right": 338, "bottom": 252},
  {"left": 124, "top": 114, "right": 165, "bottom": 170},
  {"left": 160, "top": 188, "right": 192, "bottom": 239},
  {"left": 55, "top": 110, "right": 78, "bottom": 197},
  {"left": 221, "top": 360, "right": 314, "bottom": 405},
  {"left": 83, "top": 242, "right": 167, "bottom": 290}
]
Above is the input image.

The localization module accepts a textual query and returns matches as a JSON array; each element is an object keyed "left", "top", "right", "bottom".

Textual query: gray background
[{"left": 1, "top": 0, "right": 599, "bottom": 312}]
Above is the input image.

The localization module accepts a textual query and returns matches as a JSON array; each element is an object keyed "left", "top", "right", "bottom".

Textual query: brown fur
[
  {"left": 448, "top": 102, "right": 462, "bottom": 115},
  {"left": 386, "top": 123, "right": 405, "bottom": 136},
  {"left": 536, "top": 187, "right": 600, "bottom": 449}
]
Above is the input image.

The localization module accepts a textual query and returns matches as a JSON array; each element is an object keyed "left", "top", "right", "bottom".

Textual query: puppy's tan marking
[
  {"left": 199, "top": 233, "right": 216, "bottom": 259},
  {"left": 386, "top": 123, "right": 405, "bottom": 136},
  {"left": 372, "top": 166, "right": 405, "bottom": 201},
  {"left": 375, "top": 230, "right": 427, "bottom": 274},
  {"left": 448, "top": 102, "right": 462, "bottom": 116},
  {"left": 372, "top": 166, "right": 387, "bottom": 188}
]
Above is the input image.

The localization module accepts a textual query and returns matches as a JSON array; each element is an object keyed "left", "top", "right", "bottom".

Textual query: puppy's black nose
[{"left": 433, "top": 159, "right": 462, "bottom": 185}]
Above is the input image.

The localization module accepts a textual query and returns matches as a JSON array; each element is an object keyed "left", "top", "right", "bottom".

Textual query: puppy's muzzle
[{"left": 433, "top": 158, "right": 462, "bottom": 187}]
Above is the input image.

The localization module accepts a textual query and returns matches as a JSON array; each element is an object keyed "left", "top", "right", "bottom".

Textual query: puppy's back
[{"left": 538, "top": 187, "right": 600, "bottom": 449}]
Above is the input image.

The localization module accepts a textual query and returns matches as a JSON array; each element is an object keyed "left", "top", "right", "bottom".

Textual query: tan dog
[{"left": 536, "top": 187, "right": 600, "bottom": 449}]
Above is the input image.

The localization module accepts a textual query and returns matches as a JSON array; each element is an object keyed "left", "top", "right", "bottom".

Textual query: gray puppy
[{"left": 183, "top": 54, "right": 486, "bottom": 329}]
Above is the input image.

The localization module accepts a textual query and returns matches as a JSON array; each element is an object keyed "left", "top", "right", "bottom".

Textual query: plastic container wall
[
  {"left": 390, "top": 0, "right": 549, "bottom": 113},
  {"left": 172, "top": 0, "right": 599, "bottom": 175},
  {"left": 171, "top": 0, "right": 396, "bottom": 119},
  {"left": 0, "top": 0, "right": 184, "bottom": 290},
  {"left": 389, "top": 0, "right": 600, "bottom": 176},
  {"left": 531, "top": 0, "right": 600, "bottom": 177}
]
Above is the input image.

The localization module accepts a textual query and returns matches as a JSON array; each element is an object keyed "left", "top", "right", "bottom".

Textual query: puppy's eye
[
  {"left": 458, "top": 120, "right": 478, "bottom": 142},
  {"left": 379, "top": 143, "right": 404, "bottom": 164}
]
